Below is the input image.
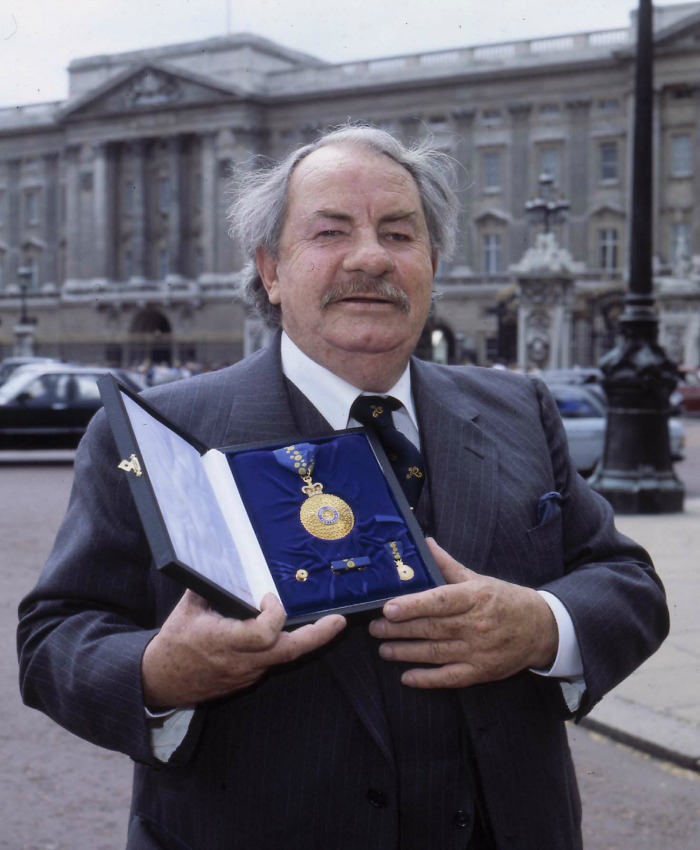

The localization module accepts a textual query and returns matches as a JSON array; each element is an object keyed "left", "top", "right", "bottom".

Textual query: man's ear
[{"left": 256, "top": 247, "right": 281, "bottom": 305}]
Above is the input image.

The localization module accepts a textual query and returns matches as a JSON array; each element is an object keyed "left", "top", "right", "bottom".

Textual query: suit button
[
  {"left": 367, "top": 788, "right": 387, "bottom": 808},
  {"left": 454, "top": 809, "right": 471, "bottom": 828}
]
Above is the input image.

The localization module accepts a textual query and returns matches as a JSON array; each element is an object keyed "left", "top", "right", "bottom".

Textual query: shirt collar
[{"left": 280, "top": 331, "right": 417, "bottom": 431}]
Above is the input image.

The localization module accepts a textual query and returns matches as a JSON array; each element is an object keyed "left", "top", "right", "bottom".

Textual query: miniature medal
[
  {"left": 388, "top": 540, "right": 415, "bottom": 581},
  {"left": 275, "top": 444, "right": 355, "bottom": 541}
]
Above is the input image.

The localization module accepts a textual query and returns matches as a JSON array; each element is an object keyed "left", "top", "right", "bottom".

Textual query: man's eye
[
  {"left": 317, "top": 229, "right": 343, "bottom": 237},
  {"left": 386, "top": 232, "right": 410, "bottom": 241}
]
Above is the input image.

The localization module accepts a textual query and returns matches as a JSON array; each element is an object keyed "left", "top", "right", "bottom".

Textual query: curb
[{"left": 580, "top": 696, "right": 700, "bottom": 774}]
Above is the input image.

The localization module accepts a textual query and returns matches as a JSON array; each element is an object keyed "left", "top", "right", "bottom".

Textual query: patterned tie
[{"left": 350, "top": 395, "right": 425, "bottom": 509}]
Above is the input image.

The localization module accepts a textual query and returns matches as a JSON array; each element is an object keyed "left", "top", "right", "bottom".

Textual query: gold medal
[
  {"left": 275, "top": 444, "right": 355, "bottom": 541},
  {"left": 300, "top": 492, "right": 355, "bottom": 541}
]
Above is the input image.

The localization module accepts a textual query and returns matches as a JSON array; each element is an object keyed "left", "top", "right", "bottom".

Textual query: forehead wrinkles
[{"left": 288, "top": 146, "right": 422, "bottom": 218}]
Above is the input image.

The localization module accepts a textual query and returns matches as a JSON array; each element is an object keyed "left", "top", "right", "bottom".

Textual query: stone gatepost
[
  {"left": 13, "top": 321, "right": 36, "bottom": 357},
  {"left": 510, "top": 233, "right": 584, "bottom": 372}
]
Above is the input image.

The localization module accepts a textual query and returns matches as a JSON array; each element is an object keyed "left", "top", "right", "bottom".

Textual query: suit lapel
[{"left": 411, "top": 359, "right": 500, "bottom": 573}]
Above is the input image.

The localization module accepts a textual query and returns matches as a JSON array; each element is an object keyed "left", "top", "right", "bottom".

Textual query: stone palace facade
[{"left": 1, "top": 2, "right": 700, "bottom": 368}]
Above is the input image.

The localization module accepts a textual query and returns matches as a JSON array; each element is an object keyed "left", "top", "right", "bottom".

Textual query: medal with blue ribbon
[{"left": 274, "top": 444, "right": 355, "bottom": 541}]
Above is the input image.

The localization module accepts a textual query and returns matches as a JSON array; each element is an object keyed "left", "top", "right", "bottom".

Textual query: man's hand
[
  {"left": 368, "top": 538, "right": 558, "bottom": 688},
  {"left": 142, "top": 590, "right": 346, "bottom": 708}
]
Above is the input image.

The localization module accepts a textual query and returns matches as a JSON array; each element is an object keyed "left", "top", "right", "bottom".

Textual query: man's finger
[
  {"left": 378, "top": 638, "right": 466, "bottom": 665},
  {"left": 270, "top": 615, "right": 347, "bottom": 664},
  {"left": 426, "top": 538, "right": 478, "bottom": 584},
  {"left": 400, "top": 662, "right": 481, "bottom": 689},
  {"left": 382, "top": 582, "right": 476, "bottom": 623}
]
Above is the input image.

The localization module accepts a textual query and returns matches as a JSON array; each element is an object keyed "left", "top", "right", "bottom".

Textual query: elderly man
[{"left": 18, "top": 125, "right": 668, "bottom": 850}]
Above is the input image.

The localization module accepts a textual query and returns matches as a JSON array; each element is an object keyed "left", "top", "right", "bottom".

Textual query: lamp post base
[
  {"left": 591, "top": 304, "right": 685, "bottom": 515},
  {"left": 588, "top": 465, "right": 684, "bottom": 514}
]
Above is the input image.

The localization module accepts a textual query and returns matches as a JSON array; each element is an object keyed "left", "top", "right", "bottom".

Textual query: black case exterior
[{"left": 98, "top": 375, "right": 443, "bottom": 626}]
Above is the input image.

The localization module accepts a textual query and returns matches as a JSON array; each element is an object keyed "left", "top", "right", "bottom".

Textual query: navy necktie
[{"left": 350, "top": 395, "right": 425, "bottom": 509}]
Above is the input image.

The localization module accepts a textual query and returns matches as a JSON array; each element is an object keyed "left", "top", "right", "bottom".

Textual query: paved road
[{"left": 2, "top": 421, "right": 699, "bottom": 849}]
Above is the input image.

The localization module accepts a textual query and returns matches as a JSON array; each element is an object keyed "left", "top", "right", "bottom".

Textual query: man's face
[{"left": 257, "top": 143, "right": 438, "bottom": 383}]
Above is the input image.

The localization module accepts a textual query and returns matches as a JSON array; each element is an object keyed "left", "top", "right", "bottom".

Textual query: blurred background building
[{"left": 0, "top": 2, "right": 699, "bottom": 368}]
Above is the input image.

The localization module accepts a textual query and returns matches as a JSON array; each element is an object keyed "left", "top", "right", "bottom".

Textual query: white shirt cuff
[
  {"left": 533, "top": 590, "right": 584, "bottom": 680},
  {"left": 147, "top": 707, "right": 196, "bottom": 762}
]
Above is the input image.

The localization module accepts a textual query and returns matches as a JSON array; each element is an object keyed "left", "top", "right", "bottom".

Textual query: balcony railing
[{"left": 267, "top": 27, "right": 632, "bottom": 93}]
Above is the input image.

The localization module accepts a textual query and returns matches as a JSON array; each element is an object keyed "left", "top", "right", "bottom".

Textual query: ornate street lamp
[
  {"left": 589, "top": 0, "right": 684, "bottom": 513},
  {"left": 524, "top": 173, "right": 570, "bottom": 234}
]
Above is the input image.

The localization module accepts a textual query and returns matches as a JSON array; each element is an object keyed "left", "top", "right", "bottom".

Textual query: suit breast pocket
[{"left": 526, "top": 510, "right": 564, "bottom": 578}]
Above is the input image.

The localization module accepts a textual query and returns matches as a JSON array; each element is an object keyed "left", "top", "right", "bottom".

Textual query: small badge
[{"left": 118, "top": 454, "right": 142, "bottom": 477}]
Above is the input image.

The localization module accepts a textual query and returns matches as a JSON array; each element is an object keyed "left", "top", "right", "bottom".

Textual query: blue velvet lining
[{"left": 227, "top": 433, "right": 433, "bottom": 617}]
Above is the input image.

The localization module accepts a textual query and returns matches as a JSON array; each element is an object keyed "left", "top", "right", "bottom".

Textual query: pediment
[
  {"left": 655, "top": 8, "right": 700, "bottom": 50},
  {"left": 589, "top": 202, "right": 626, "bottom": 219},
  {"left": 59, "top": 61, "right": 243, "bottom": 121},
  {"left": 473, "top": 208, "right": 512, "bottom": 225}
]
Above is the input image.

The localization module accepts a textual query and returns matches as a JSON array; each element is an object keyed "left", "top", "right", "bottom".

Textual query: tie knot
[{"left": 350, "top": 395, "right": 400, "bottom": 427}]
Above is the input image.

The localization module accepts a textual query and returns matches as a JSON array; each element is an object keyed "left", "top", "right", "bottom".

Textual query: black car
[{"left": 0, "top": 364, "right": 146, "bottom": 448}]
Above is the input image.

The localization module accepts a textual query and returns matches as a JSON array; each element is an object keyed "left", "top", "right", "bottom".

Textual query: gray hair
[{"left": 227, "top": 123, "right": 459, "bottom": 327}]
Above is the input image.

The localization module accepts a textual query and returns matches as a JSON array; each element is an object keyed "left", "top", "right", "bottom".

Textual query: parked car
[
  {"left": 549, "top": 384, "right": 685, "bottom": 475},
  {"left": 0, "top": 365, "right": 145, "bottom": 448},
  {"left": 0, "top": 356, "right": 63, "bottom": 385},
  {"left": 676, "top": 368, "right": 700, "bottom": 415}
]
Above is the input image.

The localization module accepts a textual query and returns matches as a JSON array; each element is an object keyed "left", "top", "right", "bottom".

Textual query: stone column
[
  {"left": 507, "top": 102, "right": 533, "bottom": 266},
  {"left": 6, "top": 158, "right": 21, "bottom": 280},
  {"left": 42, "top": 153, "right": 59, "bottom": 285},
  {"left": 129, "top": 139, "right": 146, "bottom": 281},
  {"left": 450, "top": 109, "right": 476, "bottom": 270},
  {"left": 198, "top": 132, "right": 217, "bottom": 278},
  {"left": 63, "top": 145, "right": 82, "bottom": 283},
  {"left": 693, "top": 88, "right": 700, "bottom": 256},
  {"left": 92, "top": 141, "right": 114, "bottom": 283},
  {"left": 166, "top": 135, "right": 182, "bottom": 279},
  {"left": 565, "top": 99, "right": 592, "bottom": 263}
]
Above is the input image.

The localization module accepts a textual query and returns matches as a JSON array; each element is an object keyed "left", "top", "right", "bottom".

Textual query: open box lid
[{"left": 98, "top": 375, "right": 443, "bottom": 626}]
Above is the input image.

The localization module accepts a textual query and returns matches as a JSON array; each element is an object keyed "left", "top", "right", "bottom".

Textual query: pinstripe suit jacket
[{"left": 18, "top": 340, "right": 669, "bottom": 850}]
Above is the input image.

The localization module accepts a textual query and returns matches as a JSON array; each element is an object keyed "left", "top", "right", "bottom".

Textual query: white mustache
[{"left": 321, "top": 278, "right": 410, "bottom": 312}]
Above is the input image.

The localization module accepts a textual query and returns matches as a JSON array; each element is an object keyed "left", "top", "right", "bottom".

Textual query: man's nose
[{"left": 342, "top": 232, "right": 395, "bottom": 276}]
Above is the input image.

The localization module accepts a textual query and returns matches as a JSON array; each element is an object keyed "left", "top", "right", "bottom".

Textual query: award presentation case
[{"left": 98, "top": 375, "right": 444, "bottom": 626}]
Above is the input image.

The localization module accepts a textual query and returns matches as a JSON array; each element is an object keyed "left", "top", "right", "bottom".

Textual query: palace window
[
  {"left": 481, "top": 150, "right": 503, "bottom": 192},
  {"left": 482, "top": 233, "right": 502, "bottom": 276},
  {"left": 538, "top": 146, "right": 562, "bottom": 186},
  {"left": 670, "top": 134, "right": 693, "bottom": 177},
  {"left": 598, "top": 227, "right": 619, "bottom": 271},
  {"left": 599, "top": 141, "right": 619, "bottom": 182},
  {"left": 24, "top": 188, "right": 40, "bottom": 226}
]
